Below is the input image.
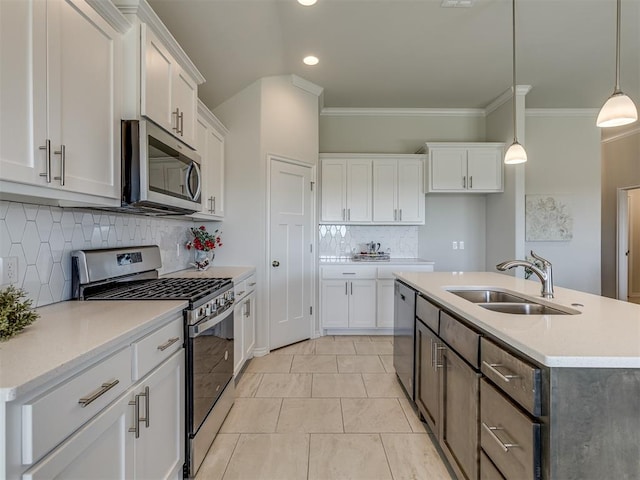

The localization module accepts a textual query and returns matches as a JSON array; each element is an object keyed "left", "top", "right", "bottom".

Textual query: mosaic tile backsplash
[
  {"left": 0, "top": 201, "right": 215, "bottom": 307},
  {"left": 319, "top": 225, "right": 419, "bottom": 258}
]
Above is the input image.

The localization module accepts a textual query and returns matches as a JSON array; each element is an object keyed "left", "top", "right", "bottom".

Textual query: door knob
[{"left": 272, "top": 260, "right": 280, "bottom": 267}]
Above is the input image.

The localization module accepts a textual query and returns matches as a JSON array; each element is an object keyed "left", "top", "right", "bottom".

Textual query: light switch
[
  {"left": 459, "top": 241, "right": 465, "bottom": 250},
  {"left": 452, "top": 241, "right": 458, "bottom": 250}
]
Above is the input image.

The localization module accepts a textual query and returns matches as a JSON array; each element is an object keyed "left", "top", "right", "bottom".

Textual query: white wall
[{"left": 524, "top": 112, "right": 601, "bottom": 294}]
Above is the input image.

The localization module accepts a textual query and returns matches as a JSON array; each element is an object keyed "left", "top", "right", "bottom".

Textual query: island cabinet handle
[
  {"left": 483, "top": 361, "right": 520, "bottom": 383},
  {"left": 157, "top": 337, "right": 180, "bottom": 351},
  {"left": 482, "top": 422, "right": 518, "bottom": 452},
  {"left": 248, "top": 282, "right": 256, "bottom": 287},
  {"left": 78, "top": 379, "right": 119, "bottom": 407}
]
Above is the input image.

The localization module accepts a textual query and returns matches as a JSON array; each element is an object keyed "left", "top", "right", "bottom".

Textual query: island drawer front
[
  {"left": 321, "top": 266, "right": 377, "bottom": 279},
  {"left": 480, "top": 379, "right": 541, "bottom": 480},
  {"left": 481, "top": 338, "right": 541, "bottom": 416},
  {"left": 21, "top": 347, "right": 132, "bottom": 465},
  {"left": 440, "top": 311, "right": 480, "bottom": 368},
  {"left": 132, "top": 316, "right": 183, "bottom": 381},
  {"left": 416, "top": 294, "right": 439, "bottom": 333},
  {"left": 480, "top": 450, "right": 506, "bottom": 480}
]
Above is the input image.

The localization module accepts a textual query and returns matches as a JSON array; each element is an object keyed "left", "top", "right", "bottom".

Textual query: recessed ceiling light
[
  {"left": 303, "top": 56, "right": 319, "bottom": 66},
  {"left": 298, "top": 0, "right": 317, "bottom": 6}
]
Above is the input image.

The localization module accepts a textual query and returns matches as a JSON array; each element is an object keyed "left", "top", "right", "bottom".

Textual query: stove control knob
[{"left": 205, "top": 304, "right": 211, "bottom": 316}]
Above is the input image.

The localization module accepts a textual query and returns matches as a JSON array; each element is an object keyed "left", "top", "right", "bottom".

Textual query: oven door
[{"left": 187, "top": 306, "right": 234, "bottom": 436}]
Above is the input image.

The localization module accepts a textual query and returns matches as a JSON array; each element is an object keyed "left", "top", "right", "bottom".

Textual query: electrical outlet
[
  {"left": 459, "top": 241, "right": 465, "bottom": 250},
  {"left": 1, "top": 257, "right": 18, "bottom": 284},
  {"left": 452, "top": 241, "right": 458, "bottom": 250}
]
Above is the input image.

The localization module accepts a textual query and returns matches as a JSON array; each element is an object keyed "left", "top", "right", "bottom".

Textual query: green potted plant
[{"left": 0, "top": 285, "right": 39, "bottom": 341}]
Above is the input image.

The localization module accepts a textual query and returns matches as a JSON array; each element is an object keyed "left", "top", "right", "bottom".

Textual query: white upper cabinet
[
  {"left": 141, "top": 25, "right": 198, "bottom": 148},
  {"left": 116, "top": 0, "right": 205, "bottom": 149},
  {"left": 425, "top": 143, "right": 504, "bottom": 193},
  {"left": 372, "top": 156, "right": 424, "bottom": 224},
  {"left": 0, "top": 0, "right": 127, "bottom": 206},
  {"left": 192, "top": 100, "right": 227, "bottom": 219},
  {"left": 320, "top": 157, "right": 372, "bottom": 223}
]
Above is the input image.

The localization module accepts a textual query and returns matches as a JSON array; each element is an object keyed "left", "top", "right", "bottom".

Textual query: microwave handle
[{"left": 185, "top": 161, "right": 202, "bottom": 201}]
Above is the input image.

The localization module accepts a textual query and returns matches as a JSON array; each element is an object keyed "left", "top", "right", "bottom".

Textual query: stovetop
[{"left": 84, "top": 277, "right": 233, "bottom": 306}]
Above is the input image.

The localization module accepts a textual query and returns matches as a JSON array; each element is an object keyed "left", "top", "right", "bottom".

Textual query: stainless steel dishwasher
[{"left": 393, "top": 280, "right": 416, "bottom": 400}]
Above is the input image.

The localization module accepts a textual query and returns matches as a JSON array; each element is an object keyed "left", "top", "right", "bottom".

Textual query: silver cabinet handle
[
  {"left": 208, "top": 196, "right": 214, "bottom": 213},
  {"left": 236, "top": 290, "right": 245, "bottom": 297},
  {"left": 142, "top": 386, "right": 150, "bottom": 428},
  {"left": 399, "top": 209, "right": 402, "bottom": 221},
  {"left": 482, "top": 361, "right": 520, "bottom": 383},
  {"left": 157, "top": 337, "right": 180, "bottom": 351},
  {"left": 129, "top": 386, "right": 150, "bottom": 438},
  {"left": 342, "top": 272, "right": 356, "bottom": 275},
  {"left": 430, "top": 338, "right": 435, "bottom": 368},
  {"left": 179, "top": 110, "right": 184, "bottom": 136},
  {"left": 78, "top": 379, "right": 119, "bottom": 407},
  {"left": 463, "top": 176, "right": 466, "bottom": 189},
  {"left": 212, "top": 196, "right": 216, "bottom": 214},
  {"left": 482, "top": 422, "right": 518, "bottom": 452},
  {"left": 470, "top": 176, "right": 473, "bottom": 189},
  {"left": 348, "top": 208, "right": 351, "bottom": 221},
  {"left": 345, "top": 281, "right": 348, "bottom": 295},
  {"left": 248, "top": 282, "right": 256, "bottom": 287},
  {"left": 342, "top": 208, "right": 346, "bottom": 221},
  {"left": 350, "top": 282, "right": 353, "bottom": 295},
  {"left": 172, "top": 108, "right": 180, "bottom": 132},
  {"left": 244, "top": 299, "right": 251, "bottom": 317},
  {"left": 39, "top": 139, "right": 51, "bottom": 183},
  {"left": 54, "top": 145, "right": 65, "bottom": 186},
  {"left": 435, "top": 345, "right": 446, "bottom": 370}
]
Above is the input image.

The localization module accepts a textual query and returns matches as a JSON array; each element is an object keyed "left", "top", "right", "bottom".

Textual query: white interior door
[
  {"left": 269, "top": 158, "right": 314, "bottom": 350},
  {"left": 628, "top": 189, "right": 640, "bottom": 303}
]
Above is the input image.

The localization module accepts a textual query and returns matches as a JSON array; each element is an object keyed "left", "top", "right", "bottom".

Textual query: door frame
[
  {"left": 265, "top": 154, "right": 317, "bottom": 352},
  {"left": 617, "top": 185, "right": 640, "bottom": 301}
]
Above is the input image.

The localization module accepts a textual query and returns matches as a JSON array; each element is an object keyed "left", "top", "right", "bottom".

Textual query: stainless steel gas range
[{"left": 71, "top": 245, "right": 234, "bottom": 478}]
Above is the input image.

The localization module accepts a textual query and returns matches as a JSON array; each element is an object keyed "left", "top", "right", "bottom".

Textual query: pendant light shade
[
  {"left": 597, "top": 0, "right": 638, "bottom": 128},
  {"left": 504, "top": 140, "right": 527, "bottom": 165},
  {"left": 505, "top": 0, "right": 527, "bottom": 165}
]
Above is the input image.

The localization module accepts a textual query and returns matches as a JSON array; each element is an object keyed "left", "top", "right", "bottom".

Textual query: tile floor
[{"left": 195, "top": 335, "right": 453, "bottom": 480}]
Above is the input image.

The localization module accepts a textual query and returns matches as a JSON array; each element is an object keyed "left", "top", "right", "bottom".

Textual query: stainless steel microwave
[{"left": 121, "top": 119, "right": 201, "bottom": 215}]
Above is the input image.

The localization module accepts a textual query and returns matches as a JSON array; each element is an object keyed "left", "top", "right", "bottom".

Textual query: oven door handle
[{"left": 189, "top": 305, "right": 233, "bottom": 338}]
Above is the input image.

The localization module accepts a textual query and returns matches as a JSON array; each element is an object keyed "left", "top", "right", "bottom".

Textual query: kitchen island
[{"left": 394, "top": 271, "right": 640, "bottom": 480}]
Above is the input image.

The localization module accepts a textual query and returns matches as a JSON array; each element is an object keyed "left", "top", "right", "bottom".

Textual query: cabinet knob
[{"left": 272, "top": 260, "right": 280, "bottom": 267}]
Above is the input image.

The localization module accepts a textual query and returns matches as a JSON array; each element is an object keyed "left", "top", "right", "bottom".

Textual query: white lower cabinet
[
  {"left": 233, "top": 272, "right": 257, "bottom": 376},
  {"left": 321, "top": 264, "right": 435, "bottom": 333},
  {"left": 242, "top": 292, "right": 257, "bottom": 360}
]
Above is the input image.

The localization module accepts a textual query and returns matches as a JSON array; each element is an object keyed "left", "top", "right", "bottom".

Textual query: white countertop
[
  {"left": 0, "top": 300, "right": 186, "bottom": 401},
  {"left": 396, "top": 272, "right": 640, "bottom": 369},
  {"left": 320, "top": 256, "right": 434, "bottom": 265},
  {"left": 163, "top": 265, "right": 255, "bottom": 282}
]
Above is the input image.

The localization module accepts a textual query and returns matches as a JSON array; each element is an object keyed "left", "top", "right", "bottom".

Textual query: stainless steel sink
[
  {"left": 449, "top": 289, "right": 528, "bottom": 304},
  {"left": 479, "top": 302, "right": 571, "bottom": 315}
]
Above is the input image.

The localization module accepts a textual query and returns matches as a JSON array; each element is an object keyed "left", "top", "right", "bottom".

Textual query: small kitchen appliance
[{"left": 71, "top": 245, "right": 234, "bottom": 478}]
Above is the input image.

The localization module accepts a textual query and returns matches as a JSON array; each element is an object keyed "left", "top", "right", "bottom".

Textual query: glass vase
[{"left": 193, "top": 249, "right": 213, "bottom": 271}]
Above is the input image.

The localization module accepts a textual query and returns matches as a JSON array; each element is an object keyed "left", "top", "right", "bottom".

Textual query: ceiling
[{"left": 147, "top": 0, "right": 640, "bottom": 111}]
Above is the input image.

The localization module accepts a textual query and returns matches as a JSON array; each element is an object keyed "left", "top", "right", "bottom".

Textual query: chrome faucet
[{"left": 496, "top": 251, "right": 554, "bottom": 298}]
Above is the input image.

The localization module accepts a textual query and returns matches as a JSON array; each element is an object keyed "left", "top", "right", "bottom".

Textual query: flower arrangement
[{"left": 186, "top": 226, "right": 222, "bottom": 252}]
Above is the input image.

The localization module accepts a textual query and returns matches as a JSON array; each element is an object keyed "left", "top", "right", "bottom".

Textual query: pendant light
[
  {"left": 504, "top": 0, "right": 527, "bottom": 165},
  {"left": 597, "top": 0, "right": 638, "bottom": 128}
]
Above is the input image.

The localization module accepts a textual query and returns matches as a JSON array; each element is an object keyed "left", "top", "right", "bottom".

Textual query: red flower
[{"left": 185, "top": 226, "right": 222, "bottom": 252}]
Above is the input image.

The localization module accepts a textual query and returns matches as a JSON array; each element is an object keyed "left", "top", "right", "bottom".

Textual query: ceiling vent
[{"left": 441, "top": 0, "right": 476, "bottom": 7}]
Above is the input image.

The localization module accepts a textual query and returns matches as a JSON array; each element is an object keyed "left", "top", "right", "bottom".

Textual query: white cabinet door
[
  {"left": 133, "top": 350, "right": 184, "bottom": 480},
  {"left": 233, "top": 301, "right": 245, "bottom": 376},
  {"left": 376, "top": 279, "right": 395, "bottom": 328},
  {"left": 321, "top": 280, "right": 349, "bottom": 328},
  {"left": 0, "top": 0, "right": 121, "bottom": 200},
  {"left": 194, "top": 104, "right": 226, "bottom": 219},
  {"left": 372, "top": 160, "right": 397, "bottom": 222},
  {"left": 430, "top": 148, "right": 466, "bottom": 191},
  {"left": 397, "top": 159, "right": 424, "bottom": 223},
  {"left": 22, "top": 391, "right": 134, "bottom": 480},
  {"left": 243, "top": 292, "right": 256, "bottom": 360},
  {"left": 321, "top": 160, "right": 347, "bottom": 222},
  {"left": 51, "top": 0, "right": 121, "bottom": 199},
  {"left": 348, "top": 280, "right": 376, "bottom": 328},
  {"left": 346, "top": 160, "right": 372, "bottom": 222},
  {"left": 172, "top": 66, "right": 198, "bottom": 148},
  {"left": 142, "top": 26, "right": 174, "bottom": 134},
  {"left": 467, "top": 148, "right": 503, "bottom": 192}
]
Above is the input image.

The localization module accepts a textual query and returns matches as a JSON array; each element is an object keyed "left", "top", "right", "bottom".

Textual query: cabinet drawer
[
  {"left": 132, "top": 316, "right": 183, "bottom": 381},
  {"left": 234, "top": 274, "right": 256, "bottom": 300},
  {"left": 321, "top": 266, "right": 377, "bottom": 279},
  {"left": 440, "top": 311, "right": 480, "bottom": 368},
  {"left": 22, "top": 347, "right": 132, "bottom": 465},
  {"left": 480, "top": 379, "right": 541, "bottom": 480},
  {"left": 245, "top": 274, "right": 256, "bottom": 294},
  {"left": 416, "top": 294, "right": 439, "bottom": 333},
  {"left": 481, "top": 338, "right": 541, "bottom": 416},
  {"left": 481, "top": 450, "right": 505, "bottom": 480}
]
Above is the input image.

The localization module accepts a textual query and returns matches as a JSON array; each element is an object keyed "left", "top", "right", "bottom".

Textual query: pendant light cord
[
  {"left": 614, "top": 0, "right": 621, "bottom": 93},
  {"left": 512, "top": 0, "right": 518, "bottom": 143}
]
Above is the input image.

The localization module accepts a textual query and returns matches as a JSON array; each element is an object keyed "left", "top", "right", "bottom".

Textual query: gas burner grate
[{"left": 87, "top": 277, "right": 232, "bottom": 302}]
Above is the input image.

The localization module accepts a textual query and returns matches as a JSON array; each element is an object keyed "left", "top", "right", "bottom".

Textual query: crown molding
[
  {"left": 86, "top": 0, "right": 131, "bottom": 33},
  {"left": 197, "top": 99, "right": 229, "bottom": 135},
  {"left": 115, "top": 0, "right": 205, "bottom": 84},
  {"left": 526, "top": 109, "right": 599, "bottom": 117},
  {"left": 484, "top": 85, "right": 532, "bottom": 115},
  {"left": 320, "top": 107, "right": 485, "bottom": 117},
  {"left": 291, "top": 75, "right": 324, "bottom": 97}
]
